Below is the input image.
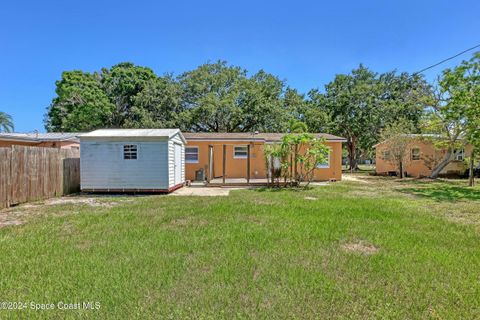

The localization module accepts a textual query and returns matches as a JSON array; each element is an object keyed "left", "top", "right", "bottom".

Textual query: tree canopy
[
  {"left": 0, "top": 111, "right": 14, "bottom": 132},
  {"left": 425, "top": 52, "right": 480, "bottom": 182},
  {"left": 316, "top": 65, "right": 432, "bottom": 170},
  {"left": 45, "top": 59, "right": 440, "bottom": 171}
]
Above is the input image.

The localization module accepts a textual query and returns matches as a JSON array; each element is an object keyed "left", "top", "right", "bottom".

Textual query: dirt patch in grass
[
  {"left": 162, "top": 216, "right": 209, "bottom": 229},
  {"left": 170, "top": 187, "right": 242, "bottom": 197},
  {"left": 0, "top": 209, "right": 25, "bottom": 228},
  {"left": 345, "top": 190, "right": 382, "bottom": 198},
  {"left": 0, "top": 196, "right": 134, "bottom": 229},
  {"left": 253, "top": 198, "right": 276, "bottom": 205},
  {"left": 342, "top": 175, "right": 372, "bottom": 184},
  {"left": 0, "top": 220, "right": 23, "bottom": 228},
  {"left": 304, "top": 196, "right": 317, "bottom": 201},
  {"left": 45, "top": 197, "right": 124, "bottom": 207},
  {"left": 341, "top": 241, "right": 379, "bottom": 255},
  {"left": 76, "top": 240, "right": 93, "bottom": 251},
  {"left": 238, "top": 215, "right": 267, "bottom": 225}
]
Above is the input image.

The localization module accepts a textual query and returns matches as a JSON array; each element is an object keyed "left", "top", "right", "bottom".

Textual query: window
[
  {"left": 185, "top": 147, "right": 199, "bottom": 163},
  {"left": 234, "top": 146, "right": 248, "bottom": 159},
  {"left": 454, "top": 149, "right": 465, "bottom": 161},
  {"left": 316, "top": 151, "right": 330, "bottom": 169},
  {"left": 411, "top": 148, "right": 420, "bottom": 161},
  {"left": 382, "top": 150, "right": 391, "bottom": 161},
  {"left": 123, "top": 145, "right": 137, "bottom": 160}
]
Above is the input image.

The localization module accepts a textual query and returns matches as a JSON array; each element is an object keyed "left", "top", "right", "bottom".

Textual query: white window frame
[
  {"left": 123, "top": 144, "right": 138, "bottom": 160},
  {"left": 454, "top": 149, "right": 465, "bottom": 161},
  {"left": 185, "top": 146, "right": 199, "bottom": 164},
  {"left": 233, "top": 145, "right": 248, "bottom": 159},
  {"left": 316, "top": 149, "right": 331, "bottom": 169},
  {"left": 411, "top": 148, "right": 420, "bottom": 161}
]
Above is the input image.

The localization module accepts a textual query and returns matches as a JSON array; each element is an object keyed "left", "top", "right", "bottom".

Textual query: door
[
  {"left": 174, "top": 143, "right": 182, "bottom": 185},
  {"left": 213, "top": 145, "right": 224, "bottom": 178}
]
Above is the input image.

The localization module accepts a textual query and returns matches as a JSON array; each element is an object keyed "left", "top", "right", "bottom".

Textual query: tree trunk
[
  {"left": 469, "top": 148, "right": 475, "bottom": 187},
  {"left": 429, "top": 149, "right": 453, "bottom": 179},
  {"left": 399, "top": 160, "right": 404, "bottom": 179},
  {"left": 347, "top": 139, "right": 358, "bottom": 172}
]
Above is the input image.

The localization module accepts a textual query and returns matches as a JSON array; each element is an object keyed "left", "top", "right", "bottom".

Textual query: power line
[{"left": 413, "top": 43, "right": 480, "bottom": 75}]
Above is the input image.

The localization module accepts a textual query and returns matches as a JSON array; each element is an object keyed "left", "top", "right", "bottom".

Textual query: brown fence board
[
  {"left": 0, "top": 146, "right": 80, "bottom": 209},
  {"left": 0, "top": 148, "right": 12, "bottom": 208}
]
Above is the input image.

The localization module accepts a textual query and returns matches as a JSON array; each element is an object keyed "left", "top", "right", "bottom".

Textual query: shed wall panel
[
  {"left": 80, "top": 140, "right": 169, "bottom": 190},
  {"left": 168, "top": 133, "right": 186, "bottom": 187}
]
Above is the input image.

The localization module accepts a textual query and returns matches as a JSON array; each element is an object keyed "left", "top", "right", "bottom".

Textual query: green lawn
[{"left": 0, "top": 176, "right": 479, "bottom": 319}]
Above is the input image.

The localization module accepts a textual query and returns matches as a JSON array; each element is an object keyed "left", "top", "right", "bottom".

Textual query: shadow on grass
[{"left": 400, "top": 184, "right": 480, "bottom": 202}]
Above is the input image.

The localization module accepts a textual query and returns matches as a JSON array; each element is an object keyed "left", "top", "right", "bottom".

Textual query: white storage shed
[{"left": 79, "top": 129, "right": 186, "bottom": 192}]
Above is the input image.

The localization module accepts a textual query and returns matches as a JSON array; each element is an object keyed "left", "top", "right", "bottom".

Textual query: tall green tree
[
  {"left": 379, "top": 119, "right": 415, "bottom": 178},
  {"left": 378, "top": 72, "right": 432, "bottom": 129},
  {"left": 318, "top": 65, "right": 431, "bottom": 170},
  {"left": 240, "top": 70, "right": 292, "bottom": 132},
  {"left": 125, "top": 75, "right": 183, "bottom": 129},
  {"left": 428, "top": 52, "right": 480, "bottom": 184},
  {"left": 178, "top": 61, "right": 292, "bottom": 132},
  {"left": 45, "top": 71, "right": 114, "bottom": 132},
  {"left": 0, "top": 111, "right": 14, "bottom": 132},
  {"left": 101, "top": 62, "right": 158, "bottom": 127},
  {"left": 321, "top": 65, "right": 381, "bottom": 171},
  {"left": 178, "top": 61, "right": 247, "bottom": 132},
  {"left": 288, "top": 88, "right": 330, "bottom": 133}
]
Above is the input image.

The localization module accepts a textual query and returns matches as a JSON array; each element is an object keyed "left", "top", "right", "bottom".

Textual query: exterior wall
[
  {"left": 313, "top": 141, "right": 343, "bottom": 181},
  {"left": 375, "top": 139, "right": 472, "bottom": 177},
  {"left": 185, "top": 140, "right": 343, "bottom": 181},
  {"left": 0, "top": 140, "right": 79, "bottom": 149},
  {"left": 80, "top": 138, "right": 170, "bottom": 190},
  {"left": 0, "top": 141, "right": 38, "bottom": 148},
  {"left": 185, "top": 140, "right": 266, "bottom": 181},
  {"left": 168, "top": 133, "right": 186, "bottom": 188}
]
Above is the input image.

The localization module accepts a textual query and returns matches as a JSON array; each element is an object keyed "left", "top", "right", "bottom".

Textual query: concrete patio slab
[{"left": 169, "top": 187, "right": 243, "bottom": 197}]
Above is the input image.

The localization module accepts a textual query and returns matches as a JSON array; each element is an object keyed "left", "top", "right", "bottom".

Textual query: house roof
[
  {"left": 373, "top": 134, "right": 447, "bottom": 148},
  {"left": 79, "top": 129, "right": 186, "bottom": 143},
  {"left": 0, "top": 132, "right": 80, "bottom": 143},
  {"left": 183, "top": 132, "right": 347, "bottom": 142}
]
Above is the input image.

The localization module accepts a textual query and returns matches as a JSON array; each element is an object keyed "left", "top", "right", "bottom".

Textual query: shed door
[{"left": 174, "top": 143, "right": 182, "bottom": 185}]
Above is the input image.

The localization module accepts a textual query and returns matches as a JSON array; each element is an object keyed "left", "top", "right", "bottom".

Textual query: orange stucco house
[
  {"left": 0, "top": 132, "right": 80, "bottom": 149},
  {"left": 183, "top": 132, "right": 346, "bottom": 182},
  {"left": 375, "top": 135, "right": 473, "bottom": 177}
]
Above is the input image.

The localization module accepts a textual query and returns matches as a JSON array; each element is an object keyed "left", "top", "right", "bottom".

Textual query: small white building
[{"left": 79, "top": 129, "right": 186, "bottom": 192}]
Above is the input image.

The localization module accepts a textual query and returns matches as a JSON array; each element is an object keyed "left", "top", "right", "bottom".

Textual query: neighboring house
[
  {"left": 79, "top": 129, "right": 186, "bottom": 193},
  {"left": 375, "top": 135, "right": 473, "bottom": 177},
  {"left": 0, "top": 132, "right": 80, "bottom": 149},
  {"left": 183, "top": 132, "right": 346, "bottom": 182}
]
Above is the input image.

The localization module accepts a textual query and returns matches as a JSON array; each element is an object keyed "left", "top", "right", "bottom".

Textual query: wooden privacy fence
[{"left": 0, "top": 146, "right": 80, "bottom": 209}]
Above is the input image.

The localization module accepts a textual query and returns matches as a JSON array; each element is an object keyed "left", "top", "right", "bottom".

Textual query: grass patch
[
  {"left": 401, "top": 183, "right": 480, "bottom": 201},
  {"left": 0, "top": 176, "right": 479, "bottom": 318}
]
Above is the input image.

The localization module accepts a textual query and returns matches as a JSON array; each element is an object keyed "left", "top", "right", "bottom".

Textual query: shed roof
[
  {"left": 183, "top": 132, "right": 347, "bottom": 142},
  {"left": 80, "top": 129, "right": 186, "bottom": 143},
  {"left": 0, "top": 132, "right": 80, "bottom": 143}
]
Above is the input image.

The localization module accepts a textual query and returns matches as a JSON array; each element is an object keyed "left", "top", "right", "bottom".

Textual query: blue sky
[{"left": 1, "top": 0, "right": 479, "bottom": 132}]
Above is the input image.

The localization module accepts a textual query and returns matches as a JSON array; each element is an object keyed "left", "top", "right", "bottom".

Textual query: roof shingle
[
  {"left": 182, "top": 132, "right": 346, "bottom": 142},
  {"left": 0, "top": 132, "right": 80, "bottom": 142}
]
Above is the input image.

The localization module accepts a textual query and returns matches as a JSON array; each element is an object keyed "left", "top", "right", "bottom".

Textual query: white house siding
[
  {"left": 168, "top": 133, "right": 185, "bottom": 188},
  {"left": 80, "top": 139, "right": 170, "bottom": 190}
]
